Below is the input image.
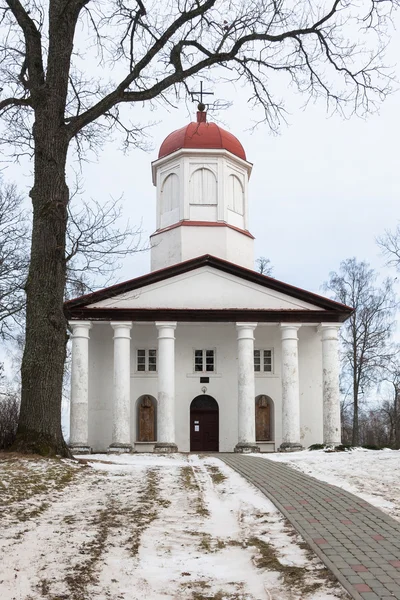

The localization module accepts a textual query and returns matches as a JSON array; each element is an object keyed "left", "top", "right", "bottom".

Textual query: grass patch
[
  {"left": 248, "top": 536, "right": 329, "bottom": 594},
  {"left": 191, "top": 593, "right": 244, "bottom": 600},
  {"left": 181, "top": 466, "right": 198, "bottom": 490},
  {"left": 65, "top": 503, "right": 114, "bottom": 600},
  {"left": 197, "top": 533, "right": 227, "bottom": 553},
  {"left": 0, "top": 457, "right": 83, "bottom": 522},
  {"left": 308, "top": 443, "right": 384, "bottom": 452},
  {"left": 64, "top": 468, "right": 166, "bottom": 600},
  {"left": 180, "top": 466, "right": 209, "bottom": 517},
  {"left": 127, "top": 469, "right": 160, "bottom": 556},
  {"left": 248, "top": 535, "right": 346, "bottom": 596},
  {"left": 206, "top": 465, "right": 227, "bottom": 485}
]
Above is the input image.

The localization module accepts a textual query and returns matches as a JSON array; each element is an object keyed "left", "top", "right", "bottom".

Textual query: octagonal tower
[{"left": 150, "top": 110, "right": 254, "bottom": 271}]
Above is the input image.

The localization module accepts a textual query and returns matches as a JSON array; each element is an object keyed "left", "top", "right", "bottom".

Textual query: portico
[{"left": 68, "top": 299, "right": 347, "bottom": 454}]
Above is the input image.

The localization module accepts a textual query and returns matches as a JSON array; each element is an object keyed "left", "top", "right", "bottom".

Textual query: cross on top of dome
[{"left": 189, "top": 81, "right": 214, "bottom": 114}]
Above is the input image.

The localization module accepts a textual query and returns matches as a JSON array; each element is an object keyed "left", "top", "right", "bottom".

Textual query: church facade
[{"left": 65, "top": 110, "right": 352, "bottom": 454}]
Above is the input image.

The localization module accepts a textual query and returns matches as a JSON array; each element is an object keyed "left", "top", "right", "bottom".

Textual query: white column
[
  {"left": 280, "top": 324, "right": 303, "bottom": 451},
  {"left": 235, "top": 323, "right": 260, "bottom": 453},
  {"left": 319, "top": 323, "right": 342, "bottom": 446},
  {"left": 154, "top": 322, "right": 178, "bottom": 452},
  {"left": 69, "top": 321, "right": 92, "bottom": 453},
  {"left": 109, "top": 322, "right": 132, "bottom": 452}
]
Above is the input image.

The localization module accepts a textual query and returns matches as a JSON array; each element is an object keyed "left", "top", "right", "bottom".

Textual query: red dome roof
[{"left": 158, "top": 113, "right": 246, "bottom": 160}]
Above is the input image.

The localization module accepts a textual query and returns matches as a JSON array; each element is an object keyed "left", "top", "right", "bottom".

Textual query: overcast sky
[
  {"left": 5, "top": 12, "right": 400, "bottom": 302},
  {"left": 69, "top": 31, "right": 400, "bottom": 301}
]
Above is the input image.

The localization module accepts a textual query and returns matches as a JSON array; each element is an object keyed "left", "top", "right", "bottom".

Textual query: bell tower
[{"left": 150, "top": 109, "right": 254, "bottom": 271}]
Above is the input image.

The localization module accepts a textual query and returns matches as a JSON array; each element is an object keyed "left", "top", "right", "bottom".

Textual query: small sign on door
[{"left": 194, "top": 425, "right": 200, "bottom": 432}]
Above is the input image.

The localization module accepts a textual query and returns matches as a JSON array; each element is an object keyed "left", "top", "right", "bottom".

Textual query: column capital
[
  {"left": 69, "top": 321, "right": 92, "bottom": 338},
  {"left": 110, "top": 321, "right": 132, "bottom": 329},
  {"left": 236, "top": 322, "right": 258, "bottom": 330},
  {"left": 236, "top": 323, "right": 257, "bottom": 341},
  {"left": 280, "top": 323, "right": 301, "bottom": 340},
  {"left": 155, "top": 321, "right": 177, "bottom": 330},
  {"left": 317, "top": 323, "right": 342, "bottom": 340},
  {"left": 155, "top": 321, "right": 177, "bottom": 340},
  {"left": 110, "top": 321, "right": 132, "bottom": 339}
]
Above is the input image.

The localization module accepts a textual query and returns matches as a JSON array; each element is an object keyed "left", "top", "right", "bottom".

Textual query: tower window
[
  {"left": 161, "top": 172, "right": 179, "bottom": 212},
  {"left": 189, "top": 168, "right": 217, "bottom": 205},
  {"left": 194, "top": 349, "right": 215, "bottom": 372},
  {"left": 254, "top": 349, "right": 273, "bottom": 373},
  {"left": 227, "top": 174, "right": 244, "bottom": 215}
]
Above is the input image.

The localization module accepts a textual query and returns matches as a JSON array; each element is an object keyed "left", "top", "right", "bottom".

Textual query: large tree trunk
[{"left": 12, "top": 115, "right": 71, "bottom": 457}]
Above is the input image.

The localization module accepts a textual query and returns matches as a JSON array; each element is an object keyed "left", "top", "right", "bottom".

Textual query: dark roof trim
[
  {"left": 65, "top": 308, "right": 349, "bottom": 323},
  {"left": 64, "top": 254, "right": 353, "bottom": 315}
]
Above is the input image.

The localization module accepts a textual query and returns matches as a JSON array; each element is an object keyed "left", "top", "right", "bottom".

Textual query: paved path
[{"left": 219, "top": 454, "right": 400, "bottom": 600}]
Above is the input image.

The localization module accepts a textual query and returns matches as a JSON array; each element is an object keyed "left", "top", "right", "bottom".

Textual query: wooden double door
[{"left": 190, "top": 395, "right": 219, "bottom": 452}]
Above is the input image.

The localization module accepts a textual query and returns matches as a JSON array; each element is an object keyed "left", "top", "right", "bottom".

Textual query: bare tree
[
  {"left": 0, "top": 179, "right": 28, "bottom": 339},
  {"left": 256, "top": 257, "right": 273, "bottom": 276},
  {"left": 0, "top": 0, "right": 398, "bottom": 455},
  {"left": 324, "top": 258, "right": 397, "bottom": 446},
  {"left": 381, "top": 358, "right": 400, "bottom": 449},
  {"left": 0, "top": 177, "right": 144, "bottom": 333},
  {"left": 0, "top": 363, "right": 20, "bottom": 449},
  {"left": 377, "top": 226, "right": 400, "bottom": 273},
  {"left": 66, "top": 195, "right": 145, "bottom": 298}
]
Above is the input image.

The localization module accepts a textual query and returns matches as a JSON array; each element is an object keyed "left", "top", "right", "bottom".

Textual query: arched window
[
  {"left": 227, "top": 174, "right": 244, "bottom": 214},
  {"left": 255, "top": 395, "right": 274, "bottom": 441},
  {"left": 137, "top": 395, "right": 157, "bottom": 442},
  {"left": 161, "top": 173, "right": 179, "bottom": 213},
  {"left": 189, "top": 168, "right": 217, "bottom": 205}
]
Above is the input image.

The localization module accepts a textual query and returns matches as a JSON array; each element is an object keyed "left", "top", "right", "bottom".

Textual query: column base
[
  {"left": 234, "top": 442, "right": 260, "bottom": 454},
  {"left": 69, "top": 445, "right": 92, "bottom": 455},
  {"left": 154, "top": 442, "right": 178, "bottom": 453},
  {"left": 279, "top": 442, "right": 304, "bottom": 452},
  {"left": 108, "top": 444, "right": 133, "bottom": 454}
]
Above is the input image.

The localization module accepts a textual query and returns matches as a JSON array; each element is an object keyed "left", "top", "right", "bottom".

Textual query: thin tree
[
  {"left": 377, "top": 226, "right": 400, "bottom": 272},
  {"left": 324, "top": 258, "right": 397, "bottom": 446},
  {"left": 256, "top": 257, "right": 273, "bottom": 276},
  {"left": 0, "top": 176, "right": 143, "bottom": 335},
  {"left": 65, "top": 195, "right": 144, "bottom": 298},
  {"left": 0, "top": 179, "right": 28, "bottom": 339},
  {"left": 0, "top": 0, "right": 398, "bottom": 455},
  {"left": 382, "top": 358, "right": 400, "bottom": 449}
]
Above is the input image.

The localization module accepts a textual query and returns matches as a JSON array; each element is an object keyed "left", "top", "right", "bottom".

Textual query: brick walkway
[{"left": 219, "top": 454, "right": 400, "bottom": 600}]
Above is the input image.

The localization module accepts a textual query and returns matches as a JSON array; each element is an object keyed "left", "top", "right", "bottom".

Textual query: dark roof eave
[
  {"left": 64, "top": 254, "right": 354, "bottom": 315},
  {"left": 65, "top": 307, "right": 352, "bottom": 323}
]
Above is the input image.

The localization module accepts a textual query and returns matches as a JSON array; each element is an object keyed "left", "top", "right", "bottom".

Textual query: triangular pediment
[
  {"left": 65, "top": 255, "right": 352, "bottom": 322},
  {"left": 86, "top": 267, "right": 322, "bottom": 311}
]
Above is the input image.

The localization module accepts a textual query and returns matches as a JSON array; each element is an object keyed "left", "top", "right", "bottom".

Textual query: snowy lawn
[
  {"left": 261, "top": 448, "right": 400, "bottom": 521},
  {"left": 0, "top": 452, "right": 348, "bottom": 600}
]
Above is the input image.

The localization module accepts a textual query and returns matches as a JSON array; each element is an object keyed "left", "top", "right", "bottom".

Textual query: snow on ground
[
  {"left": 0, "top": 453, "right": 348, "bottom": 600},
  {"left": 260, "top": 448, "right": 400, "bottom": 521}
]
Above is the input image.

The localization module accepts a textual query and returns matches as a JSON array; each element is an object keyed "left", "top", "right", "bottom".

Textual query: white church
[{"left": 65, "top": 108, "right": 352, "bottom": 454}]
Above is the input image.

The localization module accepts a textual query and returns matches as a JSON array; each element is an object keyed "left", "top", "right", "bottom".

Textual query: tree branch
[
  {"left": 5, "top": 0, "right": 45, "bottom": 92},
  {"left": 0, "top": 96, "right": 31, "bottom": 112}
]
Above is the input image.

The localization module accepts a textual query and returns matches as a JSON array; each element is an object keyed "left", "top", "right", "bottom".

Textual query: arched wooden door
[
  {"left": 138, "top": 395, "right": 156, "bottom": 442},
  {"left": 255, "top": 395, "right": 272, "bottom": 441},
  {"left": 190, "top": 395, "right": 219, "bottom": 452}
]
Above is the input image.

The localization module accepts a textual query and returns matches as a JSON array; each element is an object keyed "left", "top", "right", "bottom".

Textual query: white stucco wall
[
  {"left": 150, "top": 225, "right": 255, "bottom": 271},
  {"left": 86, "top": 321, "right": 324, "bottom": 453}
]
